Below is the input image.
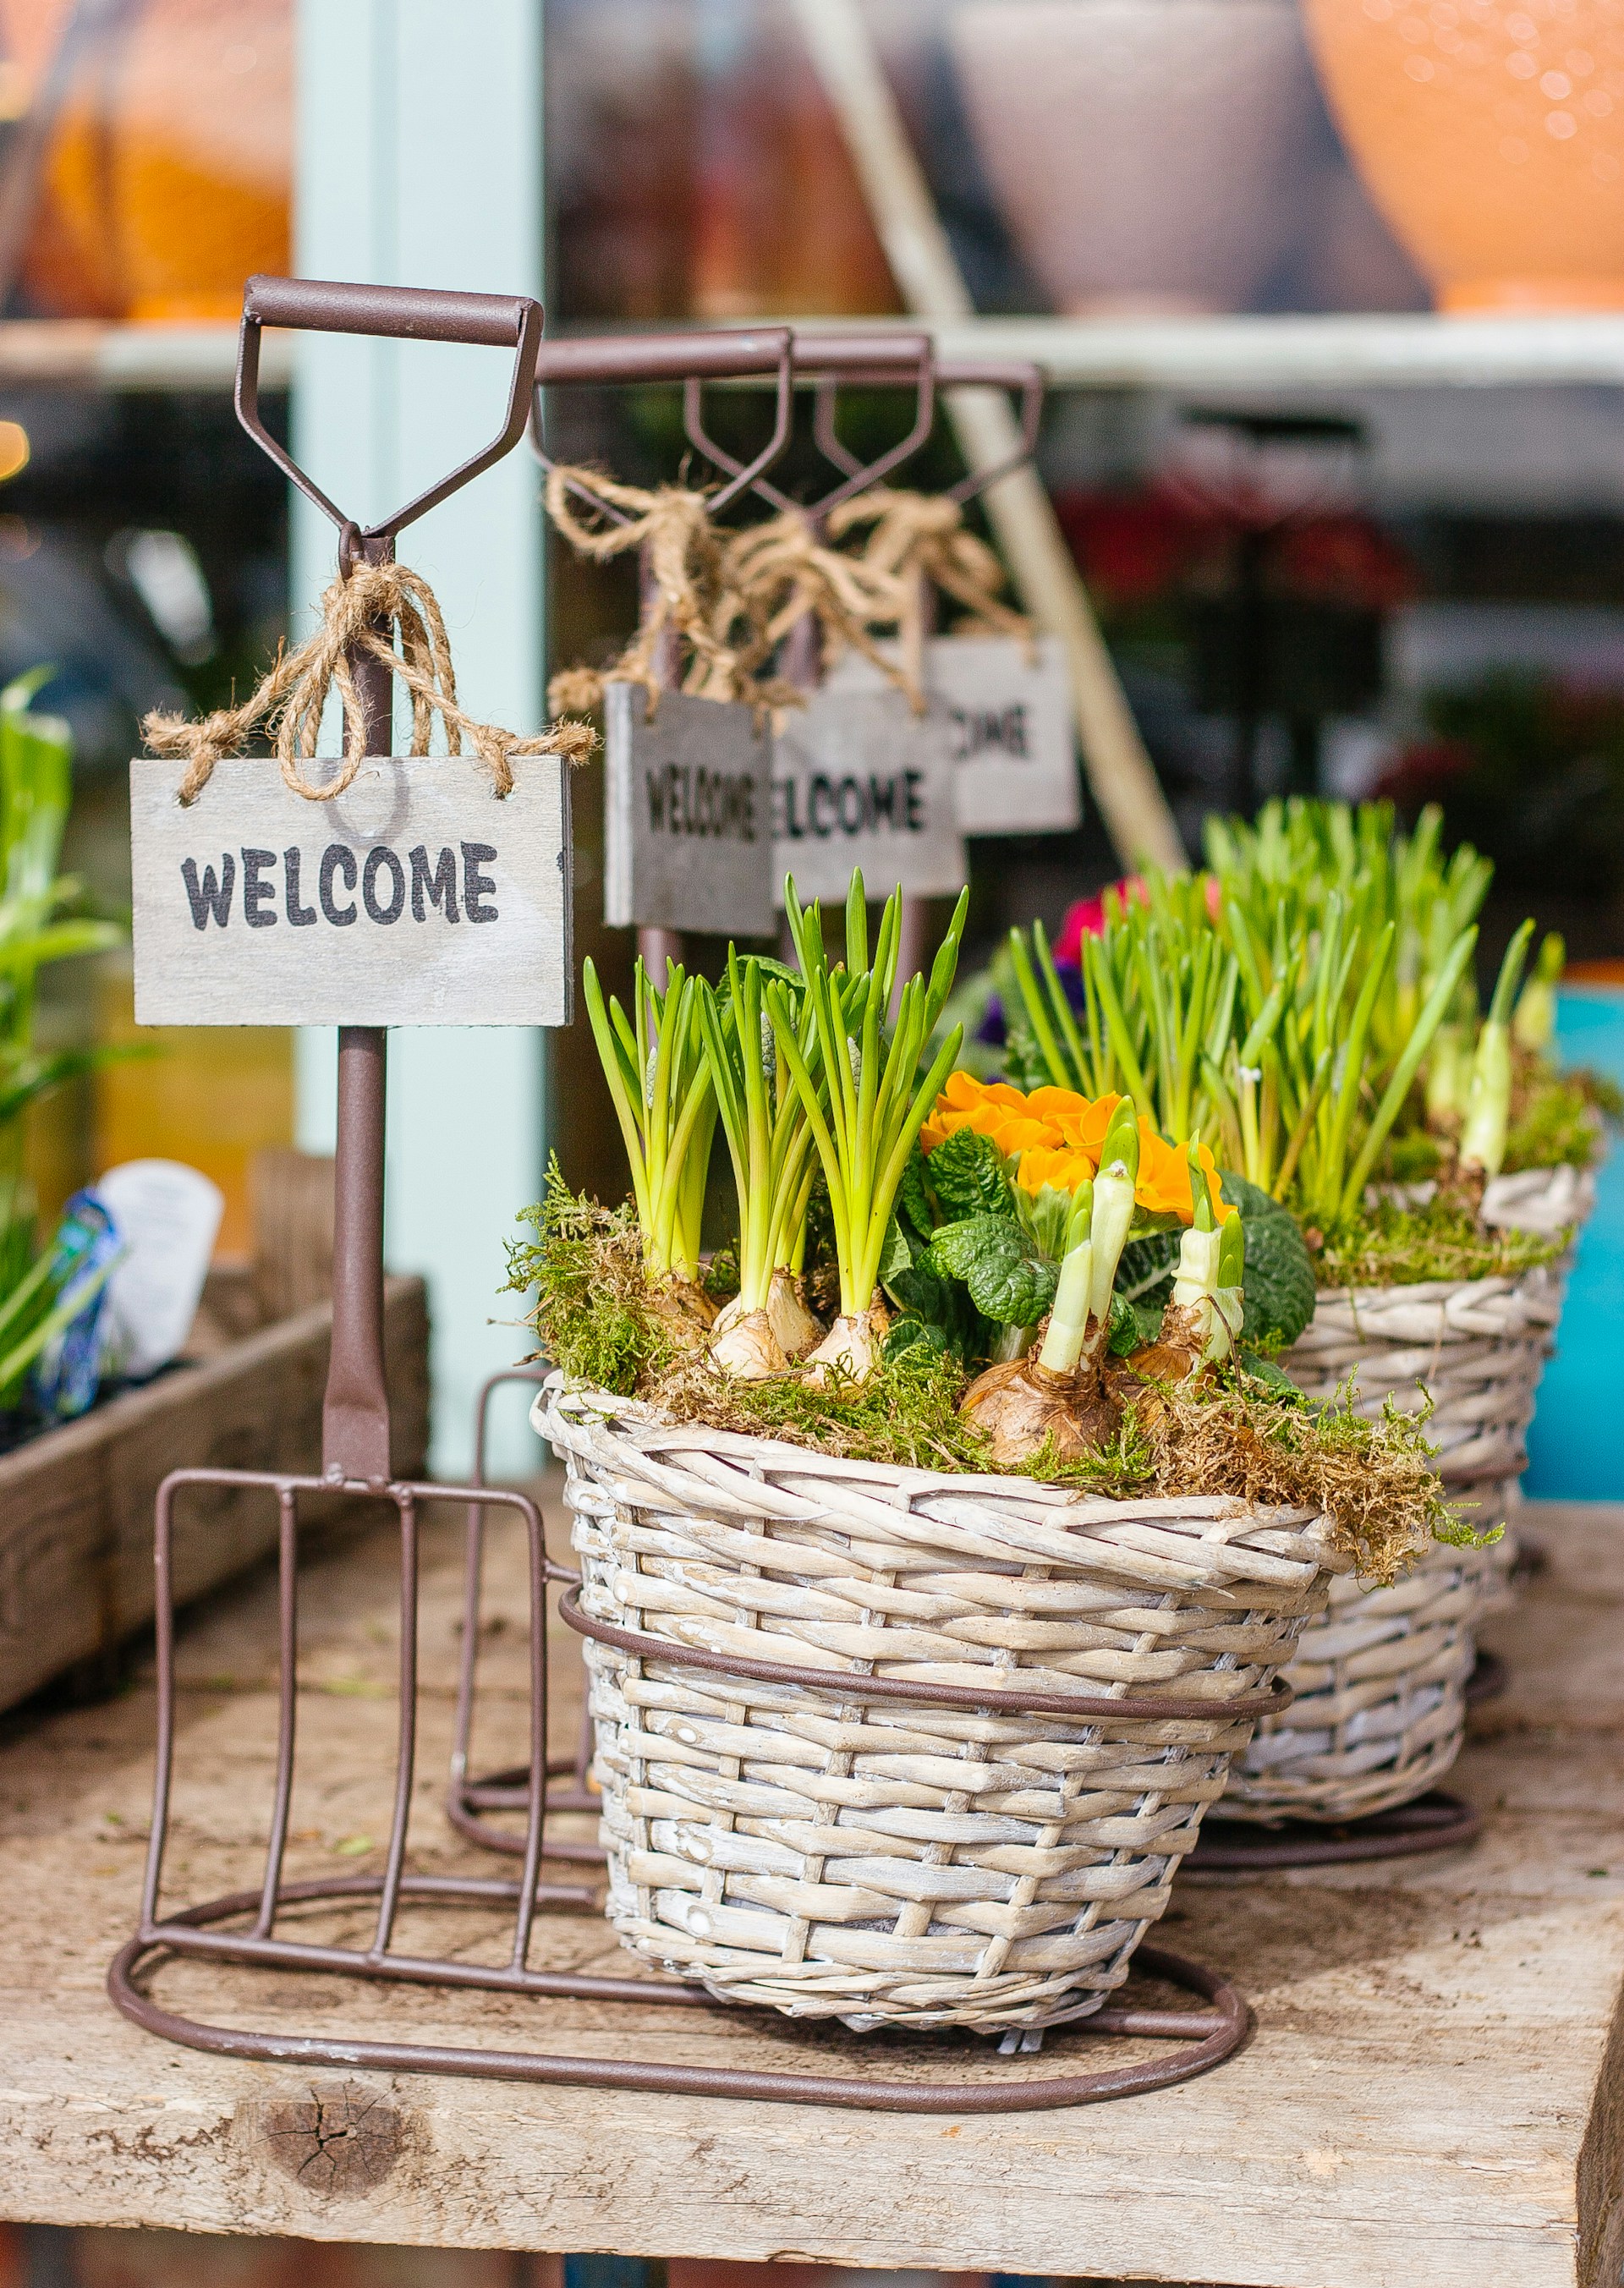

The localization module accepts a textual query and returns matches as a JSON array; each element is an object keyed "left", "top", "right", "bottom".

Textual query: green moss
[
  {"left": 1011, "top": 1410, "right": 1157, "bottom": 1499},
  {"left": 1315, "top": 1196, "right": 1566, "bottom": 1290},
  {"left": 1504, "top": 1075, "right": 1607, "bottom": 1172},
  {"left": 505, "top": 1160, "right": 675, "bottom": 1397},
  {"left": 659, "top": 1336, "right": 990, "bottom": 1473}
]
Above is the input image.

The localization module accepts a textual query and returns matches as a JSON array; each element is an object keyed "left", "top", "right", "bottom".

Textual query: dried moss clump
[
  {"left": 1316, "top": 1196, "right": 1566, "bottom": 1290},
  {"left": 1127, "top": 1371, "right": 1462, "bottom": 1584}
]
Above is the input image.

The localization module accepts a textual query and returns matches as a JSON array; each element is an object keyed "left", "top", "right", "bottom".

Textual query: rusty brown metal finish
[
  {"left": 448, "top": 1364, "right": 605, "bottom": 1863},
  {"left": 108, "top": 1927, "right": 1248, "bottom": 2112},
  {"left": 560, "top": 1586, "right": 1295, "bottom": 1725},
  {"left": 117, "top": 286, "right": 1256, "bottom": 2115},
  {"left": 1186, "top": 1789, "right": 1482, "bottom": 1875}
]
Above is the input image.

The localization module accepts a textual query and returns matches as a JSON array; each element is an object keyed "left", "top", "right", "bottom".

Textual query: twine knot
[
  {"left": 542, "top": 466, "right": 760, "bottom": 718},
  {"left": 144, "top": 556, "right": 595, "bottom": 806}
]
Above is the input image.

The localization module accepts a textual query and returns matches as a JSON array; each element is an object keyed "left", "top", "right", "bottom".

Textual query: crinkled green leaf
[
  {"left": 875, "top": 1212, "right": 914, "bottom": 1291},
  {"left": 897, "top": 1143, "right": 935, "bottom": 1241},
  {"left": 929, "top": 1215, "right": 1056, "bottom": 1327},
  {"left": 1114, "top": 1230, "right": 1180, "bottom": 1311},
  {"left": 1234, "top": 1204, "right": 1317, "bottom": 1348},
  {"left": 924, "top": 1128, "right": 1013, "bottom": 1221},
  {"left": 1108, "top": 1291, "right": 1163, "bottom": 1355},
  {"left": 1218, "top": 1169, "right": 1317, "bottom": 1348},
  {"left": 885, "top": 1252, "right": 989, "bottom": 1364}
]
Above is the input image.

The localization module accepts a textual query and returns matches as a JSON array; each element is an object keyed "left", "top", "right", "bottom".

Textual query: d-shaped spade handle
[
  {"left": 235, "top": 273, "right": 545, "bottom": 557},
  {"left": 228, "top": 275, "right": 545, "bottom": 1492}
]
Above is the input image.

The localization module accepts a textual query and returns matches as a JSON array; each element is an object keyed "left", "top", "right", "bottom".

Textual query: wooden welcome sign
[
  {"left": 130, "top": 754, "right": 573, "bottom": 1028},
  {"left": 810, "top": 639, "right": 1079, "bottom": 843},
  {"left": 924, "top": 633, "right": 1080, "bottom": 838},
  {"left": 771, "top": 679, "right": 968, "bottom": 906},
  {"left": 602, "top": 685, "right": 774, "bottom": 936}
]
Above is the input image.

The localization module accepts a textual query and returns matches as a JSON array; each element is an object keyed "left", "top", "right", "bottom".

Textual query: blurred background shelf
[
  {"left": 768, "top": 312, "right": 1624, "bottom": 394},
  {"left": 0, "top": 320, "right": 292, "bottom": 389},
  {"left": 11, "top": 315, "right": 1624, "bottom": 400}
]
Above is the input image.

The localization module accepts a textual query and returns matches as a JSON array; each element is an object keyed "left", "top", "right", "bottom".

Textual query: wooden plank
[
  {"left": 0, "top": 1501, "right": 1617, "bottom": 2285},
  {"left": 130, "top": 755, "right": 573, "bottom": 1029},
  {"left": 0, "top": 1277, "right": 429, "bottom": 1714}
]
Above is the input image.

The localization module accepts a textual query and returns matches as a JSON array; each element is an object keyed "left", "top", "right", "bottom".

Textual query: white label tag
[
  {"left": 926, "top": 633, "right": 1080, "bottom": 837},
  {"left": 130, "top": 753, "right": 573, "bottom": 1028},
  {"left": 94, "top": 1159, "right": 224, "bottom": 1377},
  {"left": 603, "top": 684, "right": 774, "bottom": 935},
  {"left": 770, "top": 680, "right": 968, "bottom": 906}
]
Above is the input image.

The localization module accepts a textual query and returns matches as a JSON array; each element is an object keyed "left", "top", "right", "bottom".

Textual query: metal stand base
[
  {"left": 1186, "top": 1788, "right": 1481, "bottom": 1874},
  {"left": 107, "top": 1897, "right": 1248, "bottom": 2111}
]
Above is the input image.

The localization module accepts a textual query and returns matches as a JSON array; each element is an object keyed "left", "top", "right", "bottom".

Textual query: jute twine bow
[
  {"left": 716, "top": 506, "right": 931, "bottom": 710},
  {"left": 541, "top": 468, "right": 1034, "bottom": 725},
  {"left": 825, "top": 486, "right": 1034, "bottom": 704},
  {"left": 543, "top": 466, "right": 763, "bottom": 717},
  {"left": 144, "top": 556, "right": 595, "bottom": 807}
]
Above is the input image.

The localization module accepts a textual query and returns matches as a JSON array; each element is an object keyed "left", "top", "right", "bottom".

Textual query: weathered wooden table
[{"left": 2, "top": 1491, "right": 1620, "bottom": 2288}]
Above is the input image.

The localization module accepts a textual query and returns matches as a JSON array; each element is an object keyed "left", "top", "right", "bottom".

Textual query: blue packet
[{"left": 31, "top": 1189, "right": 123, "bottom": 1422}]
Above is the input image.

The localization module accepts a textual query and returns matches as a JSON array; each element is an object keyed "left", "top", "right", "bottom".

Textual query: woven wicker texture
[
  {"left": 539, "top": 1378, "right": 1342, "bottom": 2032},
  {"left": 1281, "top": 1260, "right": 1562, "bottom": 1490},
  {"left": 1231, "top": 1164, "right": 1581, "bottom": 1822},
  {"left": 1221, "top": 1536, "right": 1499, "bottom": 1821}
]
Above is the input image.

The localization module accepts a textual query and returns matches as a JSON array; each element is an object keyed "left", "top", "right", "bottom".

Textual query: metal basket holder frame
[{"left": 111, "top": 280, "right": 1255, "bottom": 2107}]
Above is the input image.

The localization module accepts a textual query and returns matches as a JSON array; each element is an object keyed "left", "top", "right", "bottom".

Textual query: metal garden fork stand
[{"left": 112, "top": 278, "right": 1251, "bottom": 2109}]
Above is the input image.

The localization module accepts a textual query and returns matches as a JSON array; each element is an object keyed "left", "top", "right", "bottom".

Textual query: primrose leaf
[
  {"left": 930, "top": 1216, "right": 1055, "bottom": 1326},
  {"left": 1217, "top": 1169, "right": 1317, "bottom": 1348},
  {"left": 927, "top": 1215, "right": 1008, "bottom": 1279},
  {"left": 885, "top": 1254, "right": 988, "bottom": 1364},
  {"left": 1108, "top": 1291, "right": 1163, "bottom": 1355},
  {"left": 1234, "top": 1204, "right": 1317, "bottom": 1348},
  {"left": 924, "top": 1128, "right": 1013, "bottom": 1221},
  {"left": 1115, "top": 1230, "right": 1180, "bottom": 1310},
  {"left": 1237, "top": 1347, "right": 1299, "bottom": 1393},
  {"left": 898, "top": 1143, "right": 935, "bottom": 1241}
]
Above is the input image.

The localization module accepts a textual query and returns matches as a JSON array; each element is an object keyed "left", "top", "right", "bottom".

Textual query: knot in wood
[{"left": 245, "top": 2077, "right": 405, "bottom": 2197}]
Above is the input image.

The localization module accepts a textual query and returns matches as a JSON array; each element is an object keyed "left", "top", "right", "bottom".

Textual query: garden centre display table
[{"left": 0, "top": 1491, "right": 1620, "bottom": 2288}]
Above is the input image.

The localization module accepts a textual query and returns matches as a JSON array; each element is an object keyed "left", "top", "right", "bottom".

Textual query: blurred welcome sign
[
  {"left": 130, "top": 754, "right": 573, "bottom": 1027},
  {"left": 771, "top": 635, "right": 1077, "bottom": 904},
  {"left": 602, "top": 685, "right": 775, "bottom": 936}
]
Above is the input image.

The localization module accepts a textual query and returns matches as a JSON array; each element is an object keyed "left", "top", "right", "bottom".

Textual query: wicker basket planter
[
  {"left": 1220, "top": 1163, "right": 1581, "bottom": 1824},
  {"left": 538, "top": 1377, "right": 1346, "bottom": 2033},
  {"left": 1221, "top": 1536, "right": 1498, "bottom": 1820}
]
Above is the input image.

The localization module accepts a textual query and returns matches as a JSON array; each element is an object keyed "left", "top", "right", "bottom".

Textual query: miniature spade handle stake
[{"left": 231, "top": 276, "right": 545, "bottom": 1484}]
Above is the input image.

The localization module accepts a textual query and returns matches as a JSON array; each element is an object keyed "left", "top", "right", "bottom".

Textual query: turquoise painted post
[
  {"left": 1522, "top": 985, "right": 1624, "bottom": 1501},
  {"left": 289, "top": 0, "right": 548, "bottom": 1477}
]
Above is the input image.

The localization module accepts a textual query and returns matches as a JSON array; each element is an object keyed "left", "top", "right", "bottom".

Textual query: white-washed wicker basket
[
  {"left": 1221, "top": 1536, "right": 1499, "bottom": 1820},
  {"left": 1221, "top": 1162, "right": 1583, "bottom": 1823},
  {"left": 538, "top": 1376, "right": 1346, "bottom": 2032}
]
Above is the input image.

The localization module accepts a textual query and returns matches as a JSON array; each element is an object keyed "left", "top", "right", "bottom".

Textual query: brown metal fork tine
[
  {"left": 509, "top": 1484, "right": 551, "bottom": 1973},
  {"left": 370, "top": 1488, "right": 420, "bottom": 1957},
  {"left": 138, "top": 1469, "right": 184, "bottom": 1933},
  {"left": 252, "top": 1485, "right": 301, "bottom": 1940}
]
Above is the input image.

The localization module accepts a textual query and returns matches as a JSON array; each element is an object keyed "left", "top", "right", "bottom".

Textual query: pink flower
[{"left": 1053, "top": 876, "right": 1147, "bottom": 966}]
